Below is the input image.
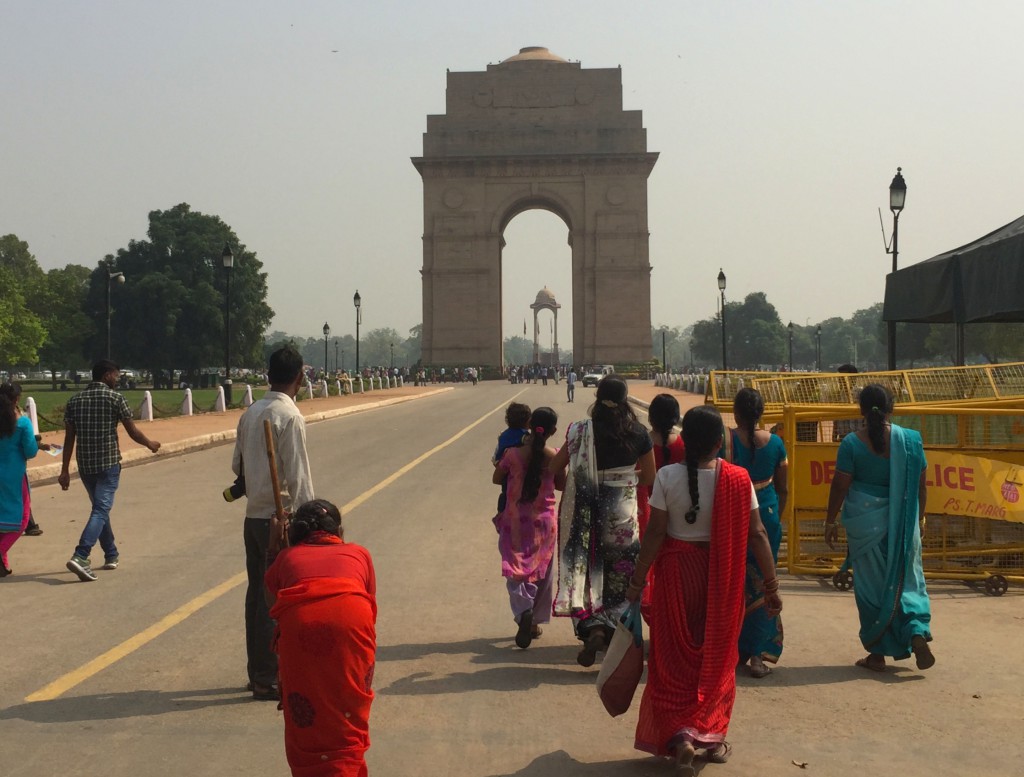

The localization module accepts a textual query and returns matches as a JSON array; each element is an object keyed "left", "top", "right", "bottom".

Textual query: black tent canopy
[{"left": 883, "top": 214, "right": 1024, "bottom": 364}]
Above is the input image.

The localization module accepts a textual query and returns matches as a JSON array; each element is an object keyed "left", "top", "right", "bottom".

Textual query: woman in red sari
[
  {"left": 627, "top": 406, "right": 781, "bottom": 775},
  {"left": 265, "top": 499, "right": 376, "bottom": 777}
]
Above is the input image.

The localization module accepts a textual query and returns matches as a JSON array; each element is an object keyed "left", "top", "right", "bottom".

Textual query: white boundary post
[
  {"left": 243, "top": 384, "right": 254, "bottom": 407},
  {"left": 215, "top": 385, "right": 227, "bottom": 412},
  {"left": 140, "top": 391, "right": 154, "bottom": 421},
  {"left": 25, "top": 397, "right": 39, "bottom": 436},
  {"left": 182, "top": 388, "right": 193, "bottom": 416}
]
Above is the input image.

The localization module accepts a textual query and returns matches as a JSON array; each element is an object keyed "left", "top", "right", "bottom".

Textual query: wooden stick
[{"left": 263, "top": 419, "right": 288, "bottom": 552}]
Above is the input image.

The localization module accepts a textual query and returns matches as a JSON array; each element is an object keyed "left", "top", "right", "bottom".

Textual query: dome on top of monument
[
  {"left": 500, "top": 47, "right": 569, "bottom": 64},
  {"left": 534, "top": 287, "right": 558, "bottom": 305}
]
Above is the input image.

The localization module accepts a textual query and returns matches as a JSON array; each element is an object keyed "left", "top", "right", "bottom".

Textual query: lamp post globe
[
  {"left": 353, "top": 290, "right": 362, "bottom": 374},
  {"left": 788, "top": 321, "right": 794, "bottom": 371},
  {"left": 323, "top": 322, "right": 331, "bottom": 376},
  {"left": 105, "top": 269, "right": 126, "bottom": 360},
  {"left": 717, "top": 269, "right": 727, "bottom": 371},
  {"left": 887, "top": 167, "right": 907, "bottom": 370}
]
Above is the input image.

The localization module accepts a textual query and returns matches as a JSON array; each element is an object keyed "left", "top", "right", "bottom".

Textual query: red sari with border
[
  {"left": 269, "top": 561, "right": 377, "bottom": 777},
  {"left": 635, "top": 461, "right": 752, "bottom": 753}
]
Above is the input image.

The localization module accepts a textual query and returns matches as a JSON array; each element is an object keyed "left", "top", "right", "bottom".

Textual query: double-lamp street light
[
  {"left": 886, "top": 167, "right": 907, "bottom": 370},
  {"left": 717, "top": 269, "right": 727, "bottom": 371},
  {"left": 105, "top": 268, "right": 125, "bottom": 360},
  {"left": 353, "top": 290, "right": 362, "bottom": 374},
  {"left": 221, "top": 243, "right": 234, "bottom": 403}
]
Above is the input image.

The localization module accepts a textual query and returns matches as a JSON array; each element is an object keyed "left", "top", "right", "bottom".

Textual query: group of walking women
[{"left": 491, "top": 374, "right": 934, "bottom": 774}]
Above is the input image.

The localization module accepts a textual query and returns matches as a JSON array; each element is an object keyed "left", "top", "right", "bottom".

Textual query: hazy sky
[{"left": 4, "top": 1, "right": 1022, "bottom": 351}]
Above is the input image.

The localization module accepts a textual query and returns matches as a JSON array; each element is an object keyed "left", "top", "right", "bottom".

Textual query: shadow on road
[
  {"left": 734, "top": 663, "right": 925, "bottom": 687},
  {"left": 377, "top": 664, "right": 593, "bottom": 696},
  {"left": 1, "top": 687, "right": 253, "bottom": 723},
  {"left": 378, "top": 637, "right": 581, "bottom": 667},
  {"left": 482, "top": 749, "right": 674, "bottom": 777}
]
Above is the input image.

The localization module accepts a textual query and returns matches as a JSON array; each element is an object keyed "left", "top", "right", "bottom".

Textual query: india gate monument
[{"left": 412, "top": 46, "right": 658, "bottom": 367}]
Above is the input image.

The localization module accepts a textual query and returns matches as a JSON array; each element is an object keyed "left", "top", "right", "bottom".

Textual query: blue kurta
[{"left": 0, "top": 416, "right": 39, "bottom": 531}]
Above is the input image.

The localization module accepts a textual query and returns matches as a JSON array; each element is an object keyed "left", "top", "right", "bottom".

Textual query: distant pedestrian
[
  {"left": 60, "top": 360, "right": 161, "bottom": 582},
  {"left": 231, "top": 346, "right": 314, "bottom": 701},
  {"left": 566, "top": 369, "right": 577, "bottom": 403}
]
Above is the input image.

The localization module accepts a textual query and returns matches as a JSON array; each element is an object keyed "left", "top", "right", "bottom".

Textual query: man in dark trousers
[
  {"left": 231, "top": 346, "right": 314, "bottom": 701},
  {"left": 60, "top": 360, "right": 161, "bottom": 581}
]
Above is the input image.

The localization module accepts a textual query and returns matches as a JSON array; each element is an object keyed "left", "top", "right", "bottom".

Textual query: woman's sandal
[
  {"left": 576, "top": 630, "right": 606, "bottom": 667},
  {"left": 911, "top": 635, "right": 935, "bottom": 670},
  {"left": 748, "top": 657, "right": 772, "bottom": 678},
  {"left": 671, "top": 740, "right": 696, "bottom": 775},
  {"left": 706, "top": 741, "right": 732, "bottom": 764},
  {"left": 855, "top": 656, "right": 887, "bottom": 673}
]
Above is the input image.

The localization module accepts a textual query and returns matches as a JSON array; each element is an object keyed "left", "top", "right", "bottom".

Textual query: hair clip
[
  {"left": 534, "top": 426, "right": 545, "bottom": 434},
  {"left": 601, "top": 399, "right": 618, "bottom": 408}
]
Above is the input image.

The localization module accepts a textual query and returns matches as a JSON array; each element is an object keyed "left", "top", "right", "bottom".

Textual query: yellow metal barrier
[{"left": 783, "top": 402, "right": 1024, "bottom": 596}]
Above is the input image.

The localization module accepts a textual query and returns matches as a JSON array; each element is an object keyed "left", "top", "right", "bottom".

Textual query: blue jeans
[{"left": 75, "top": 464, "right": 120, "bottom": 561}]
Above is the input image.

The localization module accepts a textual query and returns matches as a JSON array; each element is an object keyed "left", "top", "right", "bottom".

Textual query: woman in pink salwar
[{"left": 492, "top": 407, "right": 563, "bottom": 649}]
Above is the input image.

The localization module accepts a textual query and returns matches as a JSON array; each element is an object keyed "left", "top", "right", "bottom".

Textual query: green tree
[
  {"left": 0, "top": 235, "right": 47, "bottom": 368},
  {"left": 86, "top": 204, "right": 274, "bottom": 383},
  {"left": 35, "top": 264, "right": 94, "bottom": 388}
]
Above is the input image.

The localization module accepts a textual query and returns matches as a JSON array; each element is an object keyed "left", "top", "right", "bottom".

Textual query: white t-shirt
[{"left": 649, "top": 461, "right": 758, "bottom": 542}]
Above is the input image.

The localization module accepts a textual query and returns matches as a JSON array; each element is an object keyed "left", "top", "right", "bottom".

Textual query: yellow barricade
[{"left": 781, "top": 402, "right": 1024, "bottom": 595}]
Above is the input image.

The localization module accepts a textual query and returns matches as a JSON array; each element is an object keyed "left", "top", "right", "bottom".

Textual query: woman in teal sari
[
  {"left": 727, "top": 388, "right": 788, "bottom": 678},
  {"left": 825, "top": 384, "right": 935, "bottom": 672}
]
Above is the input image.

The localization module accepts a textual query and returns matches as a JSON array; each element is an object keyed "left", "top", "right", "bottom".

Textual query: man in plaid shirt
[{"left": 59, "top": 360, "right": 161, "bottom": 582}]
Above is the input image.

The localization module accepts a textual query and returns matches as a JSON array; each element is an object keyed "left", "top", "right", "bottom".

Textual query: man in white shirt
[
  {"left": 566, "top": 368, "right": 577, "bottom": 403},
  {"left": 231, "top": 346, "right": 314, "bottom": 701}
]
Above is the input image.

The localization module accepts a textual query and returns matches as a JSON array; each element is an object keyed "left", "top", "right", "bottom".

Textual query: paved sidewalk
[{"left": 27, "top": 384, "right": 453, "bottom": 485}]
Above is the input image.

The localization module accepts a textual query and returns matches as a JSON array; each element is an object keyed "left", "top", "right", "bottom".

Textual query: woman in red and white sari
[{"left": 627, "top": 406, "right": 782, "bottom": 775}]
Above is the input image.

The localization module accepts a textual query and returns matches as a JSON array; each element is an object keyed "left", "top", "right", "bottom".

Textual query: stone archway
[{"left": 412, "top": 46, "right": 658, "bottom": 367}]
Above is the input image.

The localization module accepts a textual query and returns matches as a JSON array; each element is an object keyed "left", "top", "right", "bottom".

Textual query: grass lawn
[{"left": 22, "top": 386, "right": 266, "bottom": 432}]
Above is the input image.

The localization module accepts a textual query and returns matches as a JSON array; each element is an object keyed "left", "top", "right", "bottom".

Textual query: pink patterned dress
[{"left": 495, "top": 448, "right": 558, "bottom": 583}]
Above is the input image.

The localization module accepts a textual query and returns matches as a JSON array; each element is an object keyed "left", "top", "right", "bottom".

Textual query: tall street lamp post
[
  {"left": 353, "top": 290, "right": 362, "bottom": 374},
  {"left": 816, "top": 325, "right": 822, "bottom": 371},
  {"left": 689, "top": 339, "right": 695, "bottom": 370},
  {"left": 323, "top": 322, "right": 330, "bottom": 376},
  {"left": 717, "top": 269, "right": 728, "bottom": 370},
  {"left": 106, "top": 268, "right": 125, "bottom": 360},
  {"left": 788, "top": 321, "right": 794, "bottom": 371},
  {"left": 221, "top": 243, "right": 234, "bottom": 404},
  {"left": 661, "top": 326, "right": 668, "bottom": 372},
  {"left": 886, "top": 167, "right": 907, "bottom": 370},
  {"left": 334, "top": 339, "right": 339, "bottom": 372},
  {"left": 390, "top": 342, "right": 395, "bottom": 370}
]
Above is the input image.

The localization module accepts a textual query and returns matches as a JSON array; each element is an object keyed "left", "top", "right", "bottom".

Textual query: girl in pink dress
[{"left": 492, "top": 407, "right": 563, "bottom": 649}]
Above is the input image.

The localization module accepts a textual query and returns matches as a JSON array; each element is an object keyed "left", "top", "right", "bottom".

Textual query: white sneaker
[{"left": 102, "top": 557, "right": 119, "bottom": 570}]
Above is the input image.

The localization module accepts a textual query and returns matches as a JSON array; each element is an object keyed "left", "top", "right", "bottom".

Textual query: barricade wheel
[
  {"left": 832, "top": 570, "right": 854, "bottom": 591},
  {"left": 984, "top": 575, "right": 1008, "bottom": 597}
]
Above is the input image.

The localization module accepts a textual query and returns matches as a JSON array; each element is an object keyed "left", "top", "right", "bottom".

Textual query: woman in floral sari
[
  {"left": 627, "top": 405, "right": 781, "bottom": 774},
  {"left": 265, "top": 499, "right": 377, "bottom": 777},
  {"left": 549, "top": 374, "right": 655, "bottom": 667},
  {"left": 825, "top": 384, "right": 934, "bottom": 673}
]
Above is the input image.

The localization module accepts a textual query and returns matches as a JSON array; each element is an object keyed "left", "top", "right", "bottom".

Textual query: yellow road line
[
  {"left": 342, "top": 389, "right": 527, "bottom": 515},
  {"left": 25, "top": 571, "right": 247, "bottom": 702},
  {"left": 24, "top": 389, "right": 525, "bottom": 702}
]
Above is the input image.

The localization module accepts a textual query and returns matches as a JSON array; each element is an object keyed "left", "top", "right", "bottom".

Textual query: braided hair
[
  {"left": 733, "top": 387, "right": 765, "bottom": 467},
  {"left": 288, "top": 498, "right": 343, "bottom": 545},
  {"left": 519, "top": 407, "right": 557, "bottom": 504},
  {"left": 682, "top": 405, "right": 725, "bottom": 524},
  {"left": 859, "top": 383, "right": 893, "bottom": 454},
  {"left": 648, "top": 393, "right": 680, "bottom": 462},
  {"left": 591, "top": 374, "right": 639, "bottom": 453}
]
